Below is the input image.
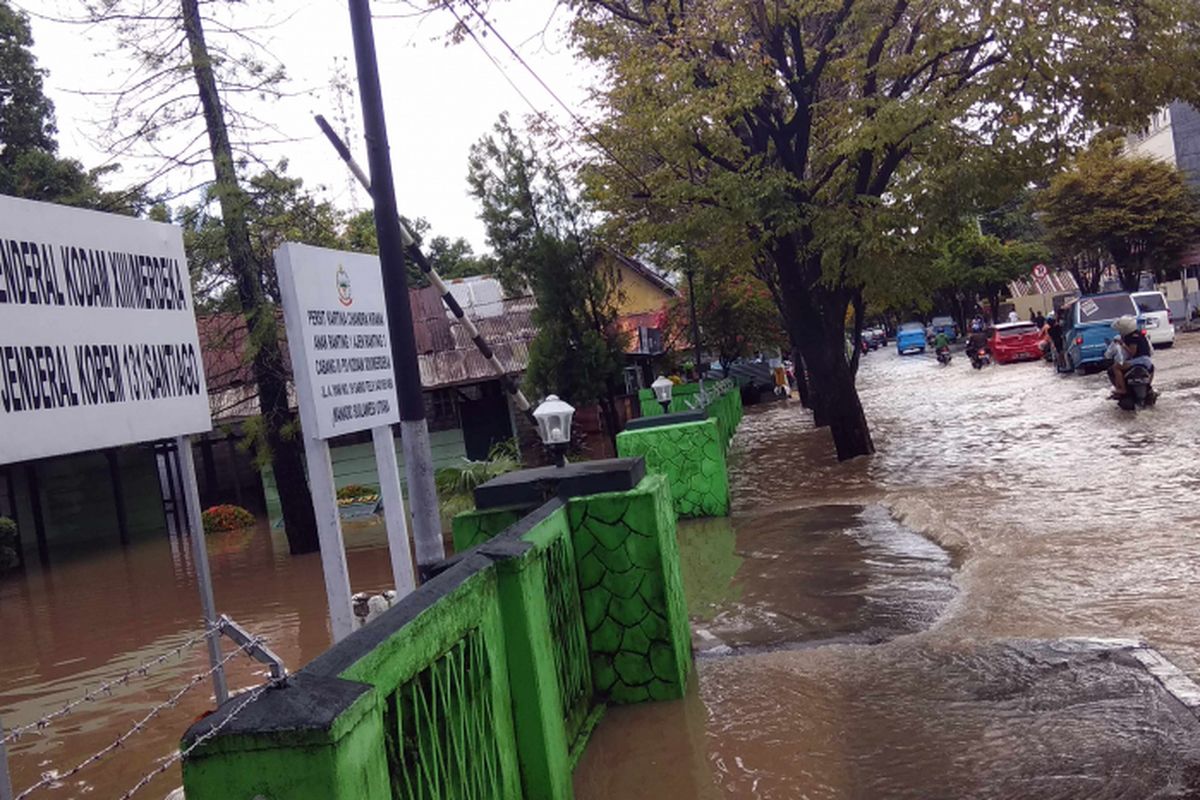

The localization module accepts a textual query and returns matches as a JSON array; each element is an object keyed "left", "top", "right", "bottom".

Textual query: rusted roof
[{"left": 197, "top": 285, "right": 537, "bottom": 420}]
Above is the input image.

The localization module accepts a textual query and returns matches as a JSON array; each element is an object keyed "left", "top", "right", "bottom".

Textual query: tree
[
  {"left": 343, "top": 210, "right": 483, "bottom": 287},
  {"left": 1038, "top": 138, "right": 1200, "bottom": 292},
  {"left": 0, "top": 1, "right": 144, "bottom": 213},
  {"left": 468, "top": 115, "right": 626, "bottom": 420},
  {"left": 934, "top": 227, "right": 1047, "bottom": 324},
  {"left": 492, "top": 0, "right": 1200, "bottom": 460},
  {"left": 662, "top": 264, "right": 786, "bottom": 374},
  {"left": 75, "top": 0, "right": 320, "bottom": 553}
]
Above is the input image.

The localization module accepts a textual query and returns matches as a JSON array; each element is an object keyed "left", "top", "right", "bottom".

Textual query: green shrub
[
  {"left": 0, "top": 516, "right": 19, "bottom": 573},
  {"left": 201, "top": 505, "right": 256, "bottom": 534}
]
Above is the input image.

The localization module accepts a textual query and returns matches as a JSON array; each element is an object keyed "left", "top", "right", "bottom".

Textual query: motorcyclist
[
  {"left": 933, "top": 330, "right": 951, "bottom": 363},
  {"left": 965, "top": 327, "right": 989, "bottom": 365},
  {"left": 1109, "top": 315, "right": 1153, "bottom": 397}
]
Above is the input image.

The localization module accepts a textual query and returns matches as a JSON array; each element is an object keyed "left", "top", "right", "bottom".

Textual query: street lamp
[
  {"left": 533, "top": 394, "right": 575, "bottom": 467},
  {"left": 651, "top": 375, "right": 674, "bottom": 414}
]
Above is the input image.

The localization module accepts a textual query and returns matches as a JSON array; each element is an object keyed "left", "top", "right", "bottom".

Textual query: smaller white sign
[{"left": 276, "top": 243, "right": 400, "bottom": 440}]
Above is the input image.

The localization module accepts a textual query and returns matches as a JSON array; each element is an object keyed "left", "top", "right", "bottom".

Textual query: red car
[{"left": 988, "top": 322, "right": 1044, "bottom": 364}]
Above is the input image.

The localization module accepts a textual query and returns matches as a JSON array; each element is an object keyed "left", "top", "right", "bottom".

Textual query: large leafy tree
[
  {"left": 468, "top": 115, "right": 626, "bottom": 422},
  {"left": 476, "top": 0, "right": 1200, "bottom": 460},
  {"left": 1038, "top": 137, "right": 1200, "bottom": 292}
]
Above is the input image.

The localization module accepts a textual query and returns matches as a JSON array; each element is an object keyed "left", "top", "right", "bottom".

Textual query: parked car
[
  {"left": 926, "top": 315, "right": 959, "bottom": 343},
  {"left": 1131, "top": 290, "right": 1175, "bottom": 348},
  {"left": 1062, "top": 292, "right": 1141, "bottom": 372},
  {"left": 896, "top": 321, "right": 927, "bottom": 355},
  {"left": 987, "top": 322, "right": 1044, "bottom": 364},
  {"left": 866, "top": 327, "right": 888, "bottom": 347},
  {"left": 861, "top": 331, "right": 879, "bottom": 351}
]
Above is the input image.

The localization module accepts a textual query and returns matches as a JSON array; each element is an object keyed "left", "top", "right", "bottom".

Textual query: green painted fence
[
  {"left": 636, "top": 381, "right": 743, "bottom": 449},
  {"left": 622, "top": 383, "right": 743, "bottom": 518},
  {"left": 182, "top": 472, "right": 689, "bottom": 800}
]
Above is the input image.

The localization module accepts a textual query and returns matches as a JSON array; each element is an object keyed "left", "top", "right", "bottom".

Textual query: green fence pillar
[
  {"left": 567, "top": 474, "right": 691, "bottom": 704},
  {"left": 616, "top": 419, "right": 730, "bottom": 518},
  {"left": 181, "top": 676, "right": 390, "bottom": 800}
]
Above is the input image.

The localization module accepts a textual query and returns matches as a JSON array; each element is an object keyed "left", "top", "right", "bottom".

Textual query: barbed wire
[
  {"left": 115, "top": 678, "right": 278, "bottom": 800},
  {"left": 13, "top": 636, "right": 261, "bottom": 800},
  {"left": 2, "top": 625, "right": 221, "bottom": 745}
]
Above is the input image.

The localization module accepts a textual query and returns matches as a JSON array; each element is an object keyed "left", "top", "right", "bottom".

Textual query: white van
[{"left": 1131, "top": 290, "right": 1175, "bottom": 348}]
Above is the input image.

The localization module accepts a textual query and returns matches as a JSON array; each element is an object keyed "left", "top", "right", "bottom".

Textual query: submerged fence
[{"left": 182, "top": 470, "right": 689, "bottom": 800}]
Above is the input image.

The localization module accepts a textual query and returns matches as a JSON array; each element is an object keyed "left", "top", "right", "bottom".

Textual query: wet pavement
[{"left": 576, "top": 334, "right": 1200, "bottom": 798}]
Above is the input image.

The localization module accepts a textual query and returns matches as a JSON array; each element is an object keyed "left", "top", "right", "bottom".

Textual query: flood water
[
  {"left": 6, "top": 336, "right": 1200, "bottom": 799},
  {"left": 1, "top": 520, "right": 397, "bottom": 798},
  {"left": 576, "top": 334, "right": 1200, "bottom": 798}
]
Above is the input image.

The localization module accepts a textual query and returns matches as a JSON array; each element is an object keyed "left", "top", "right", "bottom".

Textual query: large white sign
[
  {"left": 0, "top": 195, "right": 211, "bottom": 464},
  {"left": 275, "top": 243, "right": 400, "bottom": 440}
]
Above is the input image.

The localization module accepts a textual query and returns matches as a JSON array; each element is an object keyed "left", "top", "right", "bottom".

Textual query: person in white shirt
[{"left": 1007, "top": 309, "right": 1019, "bottom": 323}]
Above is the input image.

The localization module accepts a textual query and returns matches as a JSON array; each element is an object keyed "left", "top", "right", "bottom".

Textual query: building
[{"left": 602, "top": 248, "right": 678, "bottom": 393}]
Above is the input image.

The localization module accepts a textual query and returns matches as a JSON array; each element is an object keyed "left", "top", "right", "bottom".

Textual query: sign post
[
  {"left": 0, "top": 195, "right": 223, "bottom": 701},
  {"left": 275, "top": 242, "right": 414, "bottom": 641}
]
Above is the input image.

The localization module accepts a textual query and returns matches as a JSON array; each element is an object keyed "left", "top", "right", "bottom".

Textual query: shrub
[
  {"left": 336, "top": 484, "right": 378, "bottom": 502},
  {"left": 201, "top": 505, "right": 256, "bottom": 534},
  {"left": 0, "top": 516, "right": 18, "bottom": 573}
]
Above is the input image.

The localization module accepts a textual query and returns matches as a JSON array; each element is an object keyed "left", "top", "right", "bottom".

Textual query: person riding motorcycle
[
  {"left": 933, "top": 331, "right": 951, "bottom": 364},
  {"left": 1108, "top": 315, "right": 1153, "bottom": 398},
  {"left": 965, "top": 328, "right": 989, "bottom": 367}
]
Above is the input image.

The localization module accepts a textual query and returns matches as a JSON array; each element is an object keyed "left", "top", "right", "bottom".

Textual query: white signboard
[
  {"left": 0, "top": 195, "right": 211, "bottom": 464},
  {"left": 275, "top": 243, "right": 400, "bottom": 439}
]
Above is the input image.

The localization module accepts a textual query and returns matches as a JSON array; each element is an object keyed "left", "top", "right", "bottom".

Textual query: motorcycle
[
  {"left": 935, "top": 346, "right": 952, "bottom": 366},
  {"left": 1115, "top": 363, "right": 1157, "bottom": 411},
  {"left": 969, "top": 347, "right": 991, "bottom": 370}
]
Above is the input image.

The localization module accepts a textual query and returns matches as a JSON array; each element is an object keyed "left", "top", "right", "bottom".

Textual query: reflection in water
[
  {"left": 576, "top": 336, "right": 1200, "bottom": 798},
  {"left": 0, "top": 519, "right": 397, "bottom": 797}
]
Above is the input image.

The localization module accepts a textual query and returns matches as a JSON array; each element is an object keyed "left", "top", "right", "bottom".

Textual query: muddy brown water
[{"left": 6, "top": 336, "right": 1200, "bottom": 798}]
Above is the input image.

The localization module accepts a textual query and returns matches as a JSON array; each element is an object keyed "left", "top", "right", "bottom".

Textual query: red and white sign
[{"left": 1032, "top": 263, "right": 1049, "bottom": 279}]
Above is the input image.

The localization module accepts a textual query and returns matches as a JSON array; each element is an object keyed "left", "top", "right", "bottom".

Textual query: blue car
[
  {"left": 1062, "top": 292, "right": 1141, "bottom": 372},
  {"left": 896, "top": 321, "right": 927, "bottom": 355}
]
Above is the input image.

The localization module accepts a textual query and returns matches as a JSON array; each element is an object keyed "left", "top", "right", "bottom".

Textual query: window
[
  {"left": 1133, "top": 293, "right": 1168, "bottom": 313},
  {"left": 999, "top": 324, "right": 1038, "bottom": 338},
  {"left": 1077, "top": 294, "right": 1137, "bottom": 323}
]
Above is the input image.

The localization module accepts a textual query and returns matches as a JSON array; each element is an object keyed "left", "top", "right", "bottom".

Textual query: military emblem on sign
[{"left": 336, "top": 265, "right": 353, "bottom": 307}]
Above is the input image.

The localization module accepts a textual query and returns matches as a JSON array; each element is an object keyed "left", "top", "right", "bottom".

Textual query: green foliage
[
  {"left": 933, "top": 226, "right": 1048, "bottom": 322},
  {"left": 1037, "top": 138, "right": 1200, "bottom": 292},
  {"left": 435, "top": 441, "right": 521, "bottom": 520},
  {"left": 0, "top": 516, "right": 18, "bottom": 573},
  {"left": 0, "top": 1, "right": 145, "bottom": 212},
  {"left": 663, "top": 264, "right": 786, "bottom": 371},
  {"left": 342, "top": 211, "right": 483, "bottom": 289},
  {"left": 201, "top": 504, "right": 256, "bottom": 534},
  {"left": 468, "top": 114, "right": 627, "bottom": 407}
]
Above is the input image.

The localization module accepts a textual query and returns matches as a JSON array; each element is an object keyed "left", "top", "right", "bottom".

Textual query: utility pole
[{"left": 347, "top": 0, "right": 444, "bottom": 566}]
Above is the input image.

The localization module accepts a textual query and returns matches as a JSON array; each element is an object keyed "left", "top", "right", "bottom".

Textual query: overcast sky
[{"left": 23, "top": 0, "right": 593, "bottom": 252}]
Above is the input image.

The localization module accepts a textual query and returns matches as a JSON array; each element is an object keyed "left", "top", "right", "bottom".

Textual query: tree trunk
[
  {"left": 774, "top": 239, "right": 874, "bottom": 459},
  {"left": 182, "top": 0, "right": 318, "bottom": 554},
  {"left": 793, "top": 354, "right": 811, "bottom": 408}
]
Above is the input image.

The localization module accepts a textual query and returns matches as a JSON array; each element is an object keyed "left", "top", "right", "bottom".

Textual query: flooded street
[
  {"left": 6, "top": 335, "right": 1200, "bottom": 798},
  {"left": 577, "top": 334, "right": 1200, "bottom": 798}
]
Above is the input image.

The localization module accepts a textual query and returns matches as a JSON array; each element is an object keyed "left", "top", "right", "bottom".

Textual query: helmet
[
  {"left": 1112, "top": 315, "right": 1137, "bottom": 335},
  {"left": 1046, "top": 312, "right": 1055, "bottom": 320}
]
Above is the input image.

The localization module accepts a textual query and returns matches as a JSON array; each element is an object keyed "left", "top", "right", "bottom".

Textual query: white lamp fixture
[
  {"left": 651, "top": 375, "right": 674, "bottom": 413},
  {"left": 533, "top": 394, "right": 575, "bottom": 466}
]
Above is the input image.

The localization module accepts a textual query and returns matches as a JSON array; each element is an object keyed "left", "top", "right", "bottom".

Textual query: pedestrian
[
  {"left": 1034, "top": 310, "right": 1045, "bottom": 329},
  {"left": 1008, "top": 309, "right": 1019, "bottom": 324}
]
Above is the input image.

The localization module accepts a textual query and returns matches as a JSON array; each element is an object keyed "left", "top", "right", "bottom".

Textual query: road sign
[{"left": 1032, "top": 263, "right": 1049, "bottom": 280}]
